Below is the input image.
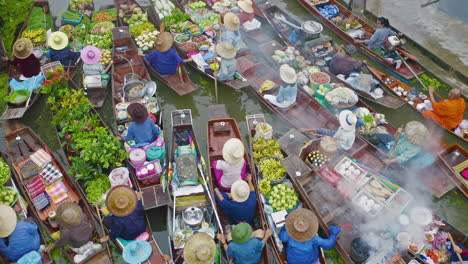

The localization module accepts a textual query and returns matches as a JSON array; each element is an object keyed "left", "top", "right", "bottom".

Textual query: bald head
[{"left": 448, "top": 88, "right": 461, "bottom": 99}]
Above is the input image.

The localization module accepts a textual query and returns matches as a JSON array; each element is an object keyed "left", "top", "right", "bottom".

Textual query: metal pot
[
  {"left": 182, "top": 207, "right": 204, "bottom": 229},
  {"left": 302, "top": 21, "right": 323, "bottom": 41},
  {"left": 350, "top": 238, "right": 370, "bottom": 264}
]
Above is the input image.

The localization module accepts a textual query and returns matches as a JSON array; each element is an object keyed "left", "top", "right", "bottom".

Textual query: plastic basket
[{"left": 62, "top": 11, "right": 84, "bottom": 25}]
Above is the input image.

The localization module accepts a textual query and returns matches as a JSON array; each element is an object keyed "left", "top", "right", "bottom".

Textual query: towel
[
  {"left": 45, "top": 180, "right": 68, "bottom": 204},
  {"left": 40, "top": 164, "right": 63, "bottom": 184},
  {"left": 30, "top": 149, "right": 52, "bottom": 168},
  {"left": 26, "top": 176, "right": 46, "bottom": 198},
  {"left": 32, "top": 192, "right": 50, "bottom": 211}
]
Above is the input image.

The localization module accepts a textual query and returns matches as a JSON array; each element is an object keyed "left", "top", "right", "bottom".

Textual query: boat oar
[
  {"left": 382, "top": 125, "right": 404, "bottom": 173},
  {"left": 95, "top": 205, "right": 112, "bottom": 258},
  {"left": 395, "top": 50, "right": 428, "bottom": 89},
  {"left": 197, "top": 163, "right": 224, "bottom": 234},
  {"left": 448, "top": 233, "right": 464, "bottom": 263},
  {"left": 300, "top": 129, "right": 323, "bottom": 137},
  {"left": 214, "top": 72, "right": 219, "bottom": 103}
]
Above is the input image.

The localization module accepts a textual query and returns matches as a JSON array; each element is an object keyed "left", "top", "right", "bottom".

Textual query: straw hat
[
  {"left": 155, "top": 32, "right": 173, "bottom": 52},
  {"left": 279, "top": 64, "right": 297, "bottom": 84},
  {"left": 338, "top": 110, "right": 357, "bottom": 131},
  {"left": 106, "top": 185, "right": 138, "bottom": 217},
  {"left": 215, "top": 42, "right": 236, "bottom": 59},
  {"left": 231, "top": 180, "right": 250, "bottom": 202},
  {"left": 0, "top": 205, "right": 17, "bottom": 238},
  {"left": 48, "top": 31, "right": 69, "bottom": 50},
  {"left": 238, "top": 0, "right": 254, "bottom": 13},
  {"left": 231, "top": 223, "right": 252, "bottom": 244},
  {"left": 81, "top": 45, "right": 102, "bottom": 65},
  {"left": 222, "top": 138, "right": 244, "bottom": 164},
  {"left": 13, "top": 38, "right": 33, "bottom": 59},
  {"left": 404, "top": 121, "right": 428, "bottom": 146},
  {"left": 285, "top": 208, "right": 319, "bottom": 242},
  {"left": 184, "top": 232, "right": 216, "bottom": 264},
  {"left": 223, "top": 12, "right": 241, "bottom": 31},
  {"left": 56, "top": 202, "right": 84, "bottom": 229},
  {"left": 123, "top": 240, "right": 152, "bottom": 264},
  {"left": 127, "top": 103, "right": 148, "bottom": 123}
]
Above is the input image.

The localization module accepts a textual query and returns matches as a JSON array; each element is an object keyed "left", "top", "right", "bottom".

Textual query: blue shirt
[
  {"left": 0, "top": 221, "right": 40, "bottom": 261},
  {"left": 279, "top": 225, "right": 340, "bottom": 264},
  {"left": 48, "top": 48, "right": 80, "bottom": 66},
  {"left": 277, "top": 82, "right": 298, "bottom": 103},
  {"left": 124, "top": 118, "right": 161, "bottom": 145},
  {"left": 215, "top": 191, "right": 257, "bottom": 224},
  {"left": 217, "top": 58, "right": 237, "bottom": 82},
  {"left": 227, "top": 238, "right": 265, "bottom": 264},
  {"left": 365, "top": 27, "right": 396, "bottom": 50},
  {"left": 108, "top": 201, "right": 146, "bottom": 240},
  {"left": 145, "top": 48, "right": 184, "bottom": 75},
  {"left": 220, "top": 29, "right": 242, "bottom": 46}
]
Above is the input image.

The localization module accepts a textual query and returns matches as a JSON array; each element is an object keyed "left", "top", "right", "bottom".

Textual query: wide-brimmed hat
[
  {"left": 238, "top": 0, "right": 254, "bottom": 13},
  {"left": 285, "top": 208, "right": 319, "bottom": 242},
  {"left": 0, "top": 205, "right": 17, "bottom": 238},
  {"left": 155, "top": 32, "right": 173, "bottom": 52},
  {"left": 280, "top": 64, "right": 297, "bottom": 84},
  {"left": 123, "top": 240, "right": 152, "bottom": 264},
  {"left": 81, "top": 45, "right": 102, "bottom": 65},
  {"left": 231, "top": 180, "right": 250, "bottom": 202},
  {"left": 56, "top": 202, "right": 84, "bottom": 229},
  {"left": 127, "top": 103, "right": 148, "bottom": 123},
  {"left": 224, "top": 12, "right": 241, "bottom": 31},
  {"left": 215, "top": 42, "right": 236, "bottom": 59},
  {"left": 404, "top": 121, "right": 428, "bottom": 146},
  {"left": 106, "top": 185, "right": 138, "bottom": 217},
  {"left": 13, "top": 38, "right": 33, "bottom": 59},
  {"left": 231, "top": 223, "right": 252, "bottom": 244},
  {"left": 48, "top": 31, "right": 69, "bottom": 50},
  {"left": 184, "top": 232, "right": 216, "bottom": 264},
  {"left": 222, "top": 138, "right": 244, "bottom": 164},
  {"left": 338, "top": 110, "right": 357, "bottom": 131}
]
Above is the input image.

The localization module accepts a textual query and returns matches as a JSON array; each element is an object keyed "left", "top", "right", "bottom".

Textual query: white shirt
[{"left": 334, "top": 128, "right": 356, "bottom": 151}]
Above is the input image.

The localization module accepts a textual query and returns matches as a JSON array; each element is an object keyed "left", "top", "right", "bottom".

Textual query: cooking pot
[
  {"left": 274, "top": 13, "right": 323, "bottom": 41},
  {"left": 183, "top": 207, "right": 203, "bottom": 229},
  {"left": 123, "top": 73, "right": 147, "bottom": 99},
  {"left": 350, "top": 238, "right": 370, "bottom": 264}
]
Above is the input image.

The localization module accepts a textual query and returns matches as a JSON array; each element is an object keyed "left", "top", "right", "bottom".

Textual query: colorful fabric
[
  {"left": 20, "top": 159, "right": 39, "bottom": 179},
  {"left": 318, "top": 5, "right": 340, "bottom": 19},
  {"left": 45, "top": 180, "right": 68, "bottom": 204},
  {"left": 32, "top": 192, "right": 50, "bottom": 211},
  {"left": 40, "top": 163, "right": 63, "bottom": 184},
  {"left": 423, "top": 98, "right": 466, "bottom": 130},
  {"left": 0, "top": 221, "right": 41, "bottom": 261},
  {"left": 26, "top": 176, "right": 46, "bottom": 198},
  {"left": 30, "top": 149, "right": 52, "bottom": 168}
]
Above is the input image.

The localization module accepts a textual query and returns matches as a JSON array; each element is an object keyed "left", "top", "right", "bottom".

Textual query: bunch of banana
[{"left": 22, "top": 28, "right": 46, "bottom": 44}]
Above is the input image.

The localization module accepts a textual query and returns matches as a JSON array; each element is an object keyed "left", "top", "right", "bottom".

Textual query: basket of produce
[
  {"left": 185, "top": 25, "right": 204, "bottom": 36},
  {"left": 68, "top": 0, "right": 94, "bottom": 18},
  {"left": 174, "top": 33, "right": 191, "bottom": 44},
  {"left": 191, "top": 35, "right": 208, "bottom": 44},
  {"left": 314, "top": 84, "right": 332, "bottom": 104},
  {"left": 325, "top": 87, "right": 358, "bottom": 108},
  {"left": 0, "top": 160, "right": 11, "bottom": 186},
  {"left": 170, "top": 21, "right": 193, "bottom": 33},
  {"left": 61, "top": 10, "right": 84, "bottom": 25},
  {"left": 267, "top": 183, "right": 299, "bottom": 212},
  {"left": 258, "top": 156, "right": 287, "bottom": 185},
  {"left": 92, "top": 8, "right": 117, "bottom": 22},
  {"left": 309, "top": 71, "right": 330, "bottom": 87},
  {"left": 99, "top": 49, "right": 112, "bottom": 65},
  {"left": 0, "top": 186, "right": 18, "bottom": 206},
  {"left": 21, "top": 27, "right": 47, "bottom": 47},
  {"left": 178, "top": 42, "right": 198, "bottom": 53}
]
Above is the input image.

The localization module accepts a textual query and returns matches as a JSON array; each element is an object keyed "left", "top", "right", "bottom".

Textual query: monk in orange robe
[{"left": 423, "top": 87, "right": 465, "bottom": 130}]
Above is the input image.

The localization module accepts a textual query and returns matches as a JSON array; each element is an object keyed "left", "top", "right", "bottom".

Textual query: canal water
[{"left": 0, "top": 0, "right": 466, "bottom": 262}]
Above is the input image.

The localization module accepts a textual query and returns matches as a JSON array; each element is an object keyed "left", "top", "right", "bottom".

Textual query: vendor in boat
[
  {"left": 423, "top": 87, "right": 466, "bottom": 131},
  {"left": 123, "top": 103, "right": 161, "bottom": 148},
  {"left": 0, "top": 205, "right": 41, "bottom": 261},
  {"left": 219, "top": 12, "right": 248, "bottom": 51},
  {"left": 1, "top": 38, "right": 41, "bottom": 80},
  {"left": 214, "top": 41, "right": 238, "bottom": 82},
  {"left": 217, "top": 223, "right": 272, "bottom": 264},
  {"left": 237, "top": 0, "right": 261, "bottom": 29},
  {"left": 214, "top": 177, "right": 257, "bottom": 224},
  {"left": 329, "top": 45, "right": 365, "bottom": 77},
  {"left": 81, "top": 45, "right": 113, "bottom": 77},
  {"left": 143, "top": 32, "right": 192, "bottom": 76},
  {"left": 101, "top": 186, "right": 146, "bottom": 242},
  {"left": 183, "top": 232, "right": 216, "bottom": 264},
  {"left": 47, "top": 31, "right": 80, "bottom": 67},
  {"left": 45, "top": 202, "right": 93, "bottom": 253},
  {"left": 264, "top": 64, "right": 298, "bottom": 108},
  {"left": 279, "top": 208, "right": 341, "bottom": 264},
  {"left": 212, "top": 138, "right": 247, "bottom": 191},
  {"left": 449, "top": 244, "right": 468, "bottom": 263}
]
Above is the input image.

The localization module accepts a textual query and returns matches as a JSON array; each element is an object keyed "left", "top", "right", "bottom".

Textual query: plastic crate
[
  {"left": 41, "top": 62, "right": 63, "bottom": 79},
  {"left": 62, "top": 11, "right": 84, "bottom": 25}
]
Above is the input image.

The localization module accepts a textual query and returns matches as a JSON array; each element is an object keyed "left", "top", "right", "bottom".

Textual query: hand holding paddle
[{"left": 449, "top": 233, "right": 464, "bottom": 263}]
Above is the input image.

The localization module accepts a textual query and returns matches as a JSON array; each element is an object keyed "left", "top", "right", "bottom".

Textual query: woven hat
[
  {"left": 338, "top": 110, "right": 357, "bottom": 131},
  {"left": 48, "top": 31, "right": 69, "bottom": 50},
  {"left": 231, "top": 180, "right": 250, "bottom": 202},
  {"left": 13, "top": 38, "right": 33, "bottom": 59},
  {"left": 285, "top": 208, "right": 319, "bottom": 242},
  {"left": 155, "top": 32, "right": 173, "bottom": 52},
  {"left": 184, "top": 232, "right": 216, "bottom": 264},
  {"left": 224, "top": 12, "right": 241, "bottom": 31},
  {"left": 238, "top": 0, "right": 254, "bottom": 13},
  {"left": 56, "top": 202, "right": 84, "bottom": 229},
  {"left": 127, "top": 103, "right": 148, "bottom": 123},
  {"left": 215, "top": 42, "right": 236, "bottom": 59},
  {"left": 81, "top": 45, "right": 102, "bottom": 65},
  {"left": 231, "top": 223, "right": 252, "bottom": 244},
  {"left": 0, "top": 205, "right": 17, "bottom": 238},
  {"left": 106, "top": 185, "right": 138, "bottom": 217},
  {"left": 280, "top": 64, "right": 297, "bottom": 84},
  {"left": 123, "top": 240, "right": 152, "bottom": 264},
  {"left": 345, "top": 45, "right": 357, "bottom": 55},
  {"left": 222, "top": 138, "right": 244, "bottom": 164},
  {"left": 404, "top": 121, "right": 428, "bottom": 146}
]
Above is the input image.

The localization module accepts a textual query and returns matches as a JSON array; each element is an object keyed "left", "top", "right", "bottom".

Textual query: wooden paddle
[
  {"left": 95, "top": 205, "right": 112, "bottom": 258},
  {"left": 382, "top": 125, "right": 404, "bottom": 172},
  {"left": 448, "top": 233, "right": 464, "bottom": 263},
  {"left": 214, "top": 72, "right": 219, "bottom": 103}
]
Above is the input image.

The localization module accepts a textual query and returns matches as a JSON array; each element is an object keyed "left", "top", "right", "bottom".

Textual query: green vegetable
[
  {"left": 252, "top": 138, "right": 283, "bottom": 163},
  {"left": 0, "top": 186, "right": 17, "bottom": 206},
  {"left": 4, "top": 89, "right": 31, "bottom": 104},
  {"left": 84, "top": 175, "right": 110, "bottom": 205},
  {"left": 418, "top": 74, "right": 448, "bottom": 92},
  {"left": 259, "top": 179, "right": 271, "bottom": 195},
  {"left": 129, "top": 22, "right": 156, "bottom": 37},
  {"left": 0, "top": 159, "right": 11, "bottom": 185},
  {"left": 259, "top": 158, "right": 286, "bottom": 181},
  {"left": 268, "top": 184, "right": 298, "bottom": 211},
  {"left": 61, "top": 10, "right": 83, "bottom": 21},
  {"left": 161, "top": 8, "right": 190, "bottom": 27}
]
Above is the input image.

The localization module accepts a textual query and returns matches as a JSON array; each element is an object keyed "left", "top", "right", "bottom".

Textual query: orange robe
[{"left": 423, "top": 98, "right": 466, "bottom": 130}]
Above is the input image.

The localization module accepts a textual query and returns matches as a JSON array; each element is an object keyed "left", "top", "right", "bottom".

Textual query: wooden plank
[
  {"left": 141, "top": 185, "right": 171, "bottom": 210},
  {"left": 208, "top": 104, "right": 229, "bottom": 120},
  {"left": 278, "top": 129, "right": 311, "bottom": 156},
  {"left": 281, "top": 155, "right": 312, "bottom": 179}
]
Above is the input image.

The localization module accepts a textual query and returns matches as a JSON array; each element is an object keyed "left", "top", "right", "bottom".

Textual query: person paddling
[{"left": 215, "top": 176, "right": 257, "bottom": 224}]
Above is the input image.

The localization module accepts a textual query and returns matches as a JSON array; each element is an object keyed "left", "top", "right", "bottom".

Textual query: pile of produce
[
  {"left": 72, "top": 16, "right": 91, "bottom": 40},
  {"left": 0, "top": 160, "right": 10, "bottom": 185},
  {"left": 170, "top": 21, "right": 194, "bottom": 33},
  {"left": 135, "top": 30, "right": 160, "bottom": 52},
  {"left": 84, "top": 31, "right": 112, "bottom": 49},
  {"left": 93, "top": 9, "right": 117, "bottom": 22},
  {"left": 186, "top": 24, "right": 202, "bottom": 35},
  {"left": 161, "top": 8, "right": 191, "bottom": 27},
  {"left": 197, "top": 13, "right": 220, "bottom": 28},
  {"left": 325, "top": 87, "right": 358, "bottom": 106},
  {"left": 68, "top": 0, "right": 94, "bottom": 17},
  {"left": 188, "top": 1, "right": 207, "bottom": 10},
  {"left": 192, "top": 35, "right": 207, "bottom": 43},
  {"left": 21, "top": 28, "right": 46, "bottom": 45},
  {"left": 212, "top": 0, "right": 237, "bottom": 12},
  {"left": 363, "top": 179, "right": 393, "bottom": 202},
  {"left": 153, "top": 0, "right": 176, "bottom": 19},
  {"left": 271, "top": 46, "right": 299, "bottom": 64},
  {"left": 268, "top": 184, "right": 298, "bottom": 211},
  {"left": 129, "top": 22, "right": 156, "bottom": 37},
  {"left": 258, "top": 179, "right": 271, "bottom": 195},
  {"left": 175, "top": 34, "right": 191, "bottom": 43},
  {"left": 0, "top": 186, "right": 17, "bottom": 206},
  {"left": 178, "top": 42, "right": 198, "bottom": 53},
  {"left": 259, "top": 158, "right": 286, "bottom": 181},
  {"left": 3, "top": 90, "right": 31, "bottom": 104},
  {"left": 123, "top": 8, "right": 149, "bottom": 28},
  {"left": 307, "top": 150, "right": 330, "bottom": 168},
  {"left": 252, "top": 137, "right": 283, "bottom": 163},
  {"left": 331, "top": 15, "right": 360, "bottom": 29},
  {"left": 61, "top": 10, "right": 83, "bottom": 23},
  {"left": 310, "top": 71, "right": 330, "bottom": 85},
  {"left": 99, "top": 49, "right": 112, "bottom": 65},
  {"left": 60, "top": 24, "right": 74, "bottom": 33},
  {"left": 84, "top": 175, "right": 110, "bottom": 205},
  {"left": 118, "top": 3, "right": 139, "bottom": 18}
]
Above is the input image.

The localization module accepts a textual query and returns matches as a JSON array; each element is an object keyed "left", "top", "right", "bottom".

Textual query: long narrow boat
[
  {"left": 4, "top": 127, "right": 113, "bottom": 264},
  {"left": 367, "top": 65, "right": 468, "bottom": 143},
  {"left": 206, "top": 105, "right": 271, "bottom": 263},
  {"left": 296, "top": 0, "right": 424, "bottom": 80},
  {"left": 440, "top": 145, "right": 468, "bottom": 198},
  {"left": 114, "top": 0, "right": 198, "bottom": 95}
]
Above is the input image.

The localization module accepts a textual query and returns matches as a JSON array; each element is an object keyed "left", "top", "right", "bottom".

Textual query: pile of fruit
[
  {"left": 135, "top": 30, "right": 160, "bottom": 52},
  {"left": 129, "top": 22, "right": 156, "bottom": 38},
  {"left": 68, "top": 0, "right": 94, "bottom": 17},
  {"left": 84, "top": 31, "right": 112, "bottom": 49},
  {"left": 90, "top": 21, "right": 115, "bottom": 35},
  {"left": 188, "top": 1, "right": 207, "bottom": 10},
  {"left": 258, "top": 179, "right": 271, "bottom": 195},
  {"left": 118, "top": 3, "right": 139, "bottom": 18},
  {"left": 0, "top": 160, "right": 10, "bottom": 185},
  {"left": 0, "top": 186, "right": 17, "bottom": 206},
  {"left": 197, "top": 13, "right": 220, "bottom": 28},
  {"left": 170, "top": 21, "right": 193, "bottom": 33},
  {"left": 259, "top": 158, "right": 286, "bottom": 181},
  {"left": 252, "top": 137, "right": 283, "bottom": 163},
  {"left": 21, "top": 28, "right": 46, "bottom": 45},
  {"left": 268, "top": 184, "right": 298, "bottom": 211},
  {"left": 93, "top": 10, "right": 117, "bottom": 22},
  {"left": 186, "top": 24, "right": 202, "bottom": 35},
  {"left": 153, "top": 0, "right": 175, "bottom": 19},
  {"left": 123, "top": 8, "right": 149, "bottom": 28},
  {"left": 99, "top": 49, "right": 112, "bottom": 65}
]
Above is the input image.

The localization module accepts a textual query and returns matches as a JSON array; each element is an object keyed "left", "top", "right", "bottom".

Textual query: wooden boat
[
  {"left": 296, "top": 0, "right": 424, "bottom": 80},
  {"left": 4, "top": 127, "right": 113, "bottom": 264},
  {"left": 114, "top": 0, "right": 198, "bottom": 96},
  {"left": 440, "top": 145, "right": 468, "bottom": 198},
  {"left": 206, "top": 105, "right": 271, "bottom": 263},
  {"left": 367, "top": 65, "right": 468, "bottom": 142}
]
